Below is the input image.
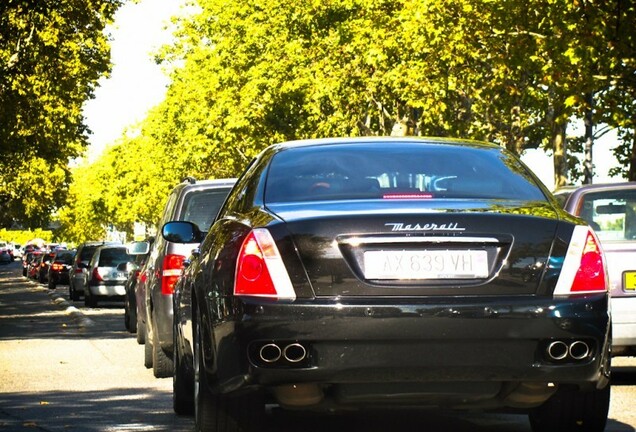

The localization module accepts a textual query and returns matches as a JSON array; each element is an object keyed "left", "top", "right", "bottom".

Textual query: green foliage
[
  {"left": 0, "top": 0, "right": 122, "bottom": 228},
  {"left": 59, "top": 0, "right": 636, "bottom": 236},
  {"left": 0, "top": 228, "right": 54, "bottom": 246}
]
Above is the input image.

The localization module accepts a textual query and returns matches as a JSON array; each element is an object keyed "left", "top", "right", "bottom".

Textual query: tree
[{"left": 0, "top": 0, "right": 121, "bottom": 228}]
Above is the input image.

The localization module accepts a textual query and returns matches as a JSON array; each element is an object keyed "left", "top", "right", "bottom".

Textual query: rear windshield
[
  {"left": 265, "top": 142, "right": 546, "bottom": 203},
  {"left": 180, "top": 189, "right": 230, "bottom": 230},
  {"left": 98, "top": 248, "right": 132, "bottom": 267},
  {"left": 55, "top": 252, "right": 75, "bottom": 264},
  {"left": 575, "top": 188, "right": 636, "bottom": 242},
  {"left": 79, "top": 246, "right": 98, "bottom": 261}
]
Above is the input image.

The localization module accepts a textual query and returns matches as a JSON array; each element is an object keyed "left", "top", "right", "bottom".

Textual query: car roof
[
  {"left": 270, "top": 136, "right": 501, "bottom": 151},
  {"left": 562, "top": 182, "right": 636, "bottom": 193}
]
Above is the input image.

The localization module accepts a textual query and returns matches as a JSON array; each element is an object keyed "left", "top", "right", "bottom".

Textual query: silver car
[
  {"left": 85, "top": 244, "right": 133, "bottom": 308},
  {"left": 69, "top": 241, "right": 120, "bottom": 301},
  {"left": 558, "top": 182, "right": 636, "bottom": 356}
]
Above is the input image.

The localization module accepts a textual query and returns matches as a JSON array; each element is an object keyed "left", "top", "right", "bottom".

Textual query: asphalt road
[{"left": 1, "top": 260, "right": 635, "bottom": 432}]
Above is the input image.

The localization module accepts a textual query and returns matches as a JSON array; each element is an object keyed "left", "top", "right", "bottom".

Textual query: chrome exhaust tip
[
  {"left": 283, "top": 343, "right": 307, "bottom": 363},
  {"left": 547, "top": 341, "right": 569, "bottom": 360},
  {"left": 259, "top": 343, "right": 282, "bottom": 363},
  {"left": 569, "top": 340, "right": 590, "bottom": 360}
]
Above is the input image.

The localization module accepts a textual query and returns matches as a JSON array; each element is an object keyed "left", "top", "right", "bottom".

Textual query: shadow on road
[
  {"left": 0, "top": 262, "right": 132, "bottom": 342},
  {"left": 0, "top": 387, "right": 193, "bottom": 432}
]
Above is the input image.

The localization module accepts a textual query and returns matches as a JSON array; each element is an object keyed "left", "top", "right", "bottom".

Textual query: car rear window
[
  {"left": 79, "top": 246, "right": 98, "bottom": 261},
  {"left": 180, "top": 189, "right": 230, "bottom": 230},
  {"left": 576, "top": 189, "right": 636, "bottom": 241},
  {"left": 98, "top": 248, "right": 132, "bottom": 267},
  {"left": 56, "top": 252, "right": 74, "bottom": 264},
  {"left": 265, "top": 142, "right": 546, "bottom": 203}
]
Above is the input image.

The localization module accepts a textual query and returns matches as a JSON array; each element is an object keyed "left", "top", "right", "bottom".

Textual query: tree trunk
[
  {"left": 583, "top": 93, "right": 594, "bottom": 184},
  {"left": 628, "top": 129, "right": 636, "bottom": 181},
  {"left": 553, "top": 122, "right": 569, "bottom": 188}
]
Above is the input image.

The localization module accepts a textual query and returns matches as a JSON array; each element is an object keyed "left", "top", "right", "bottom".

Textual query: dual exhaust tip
[
  {"left": 259, "top": 342, "right": 308, "bottom": 364},
  {"left": 546, "top": 340, "right": 591, "bottom": 362}
]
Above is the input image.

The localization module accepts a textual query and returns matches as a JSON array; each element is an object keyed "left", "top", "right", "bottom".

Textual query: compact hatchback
[
  {"left": 559, "top": 182, "right": 636, "bottom": 357},
  {"left": 70, "top": 241, "right": 119, "bottom": 301},
  {"left": 85, "top": 245, "right": 133, "bottom": 308},
  {"left": 166, "top": 137, "right": 611, "bottom": 432}
]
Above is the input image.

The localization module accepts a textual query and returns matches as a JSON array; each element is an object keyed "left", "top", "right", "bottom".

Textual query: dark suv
[{"left": 141, "top": 177, "right": 236, "bottom": 378}]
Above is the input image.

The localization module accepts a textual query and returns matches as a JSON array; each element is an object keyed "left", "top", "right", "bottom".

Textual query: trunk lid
[{"left": 268, "top": 200, "right": 561, "bottom": 297}]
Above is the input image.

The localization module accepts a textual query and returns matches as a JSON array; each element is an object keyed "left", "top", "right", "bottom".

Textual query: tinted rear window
[
  {"left": 180, "top": 188, "right": 230, "bottom": 230},
  {"left": 98, "top": 248, "right": 132, "bottom": 267},
  {"left": 79, "top": 246, "right": 98, "bottom": 261},
  {"left": 55, "top": 252, "right": 74, "bottom": 264},
  {"left": 265, "top": 142, "right": 546, "bottom": 203}
]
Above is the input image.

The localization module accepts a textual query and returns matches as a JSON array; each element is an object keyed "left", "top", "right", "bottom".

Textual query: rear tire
[
  {"left": 84, "top": 291, "right": 97, "bottom": 308},
  {"left": 529, "top": 384, "right": 610, "bottom": 432},
  {"left": 137, "top": 317, "right": 146, "bottom": 344},
  {"left": 194, "top": 307, "right": 263, "bottom": 431},
  {"left": 152, "top": 321, "right": 173, "bottom": 378},
  {"left": 125, "top": 290, "right": 137, "bottom": 333},
  {"left": 69, "top": 284, "right": 80, "bottom": 301},
  {"left": 173, "top": 327, "right": 194, "bottom": 415},
  {"left": 144, "top": 324, "right": 153, "bottom": 368}
]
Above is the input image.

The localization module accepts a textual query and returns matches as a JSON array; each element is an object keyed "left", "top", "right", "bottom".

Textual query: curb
[{"left": 46, "top": 288, "right": 95, "bottom": 328}]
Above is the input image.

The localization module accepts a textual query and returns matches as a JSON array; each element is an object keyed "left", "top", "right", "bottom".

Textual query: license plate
[
  {"left": 115, "top": 272, "right": 125, "bottom": 279},
  {"left": 364, "top": 250, "right": 489, "bottom": 280},
  {"left": 623, "top": 271, "right": 636, "bottom": 291}
]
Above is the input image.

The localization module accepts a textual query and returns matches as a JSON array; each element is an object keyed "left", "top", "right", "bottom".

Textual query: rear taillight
[
  {"left": 554, "top": 226, "right": 608, "bottom": 295},
  {"left": 92, "top": 267, "right": 103, "bottom": 282},
  {"left": 234, "top": 229, "right": 295, "bottom": 300},
  {"left": 161, "top": 254, "right": 185, "bottom": 295},
  {"left": 51, "top": 263, "right": 64, "bottom": 271}
]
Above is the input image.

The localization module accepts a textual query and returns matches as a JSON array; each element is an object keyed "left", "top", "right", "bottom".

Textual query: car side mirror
[
  {"left": 127, "top": 241, "right": 150, "bottom": 255},
  {"left": 162, "top": 221, "right": 203, "bottom": 243}
]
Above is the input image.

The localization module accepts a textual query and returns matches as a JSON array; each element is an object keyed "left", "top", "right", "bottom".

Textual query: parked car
[
  {"left": 37, "top": 250, "right": 57, "bottom": 283},
  {"left": 69, "top": 241, "right": 119, "bottom": 301},
  {"left": 135, "top": 259, "right": 151, "bottom": 345},
  {"left": 22, "top": 247, "right": 40, "bottom": 276},
  {"left": 27, "top": 252, "right": 44, "bottom": 279},
  {"left": 164, "top": 137, "right": 611, "bottom": 431},
  {"left": 10, "top": 243, "right": 22, "bottom": 260},
  {"left": 558, "top": 182, "right": 636, "bottom": 357},
  {"left": 47, "top": 249, "right": 76, "bottom": 290},
  {"left": 124, "top": 240, "right": 152, "bottom": 333},
  {"left": 0, "top": 249, "right": 11, "bottom": 264},
  {"left": 0, "top": 241, "right": 11, "bottom": 262},
  {"left": 84, "top": 244, "right": 134, "bottom": 308},
  {"left": 141, "top": 177, "right": 236, "bottom": 379}
]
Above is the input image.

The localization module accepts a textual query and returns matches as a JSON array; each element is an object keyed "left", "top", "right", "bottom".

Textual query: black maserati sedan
[{"left": 163, "top": 137, "right": 611, "bottom": 432}]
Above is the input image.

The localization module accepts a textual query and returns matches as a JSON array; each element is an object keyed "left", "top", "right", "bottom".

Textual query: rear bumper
[
  {"left": 88, "top": 282, "right": 126, "bottom": 297},
  {"left": 611, "top": 296, "right": 636, "bottom": 349},
  {"left": 204, "top": 293, "right": 611, "bottom": 406}
]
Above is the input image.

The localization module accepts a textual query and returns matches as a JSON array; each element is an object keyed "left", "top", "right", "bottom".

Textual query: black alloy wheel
[
  {"left": 152, "top": 318, "right": 173, "bottom": 378},
  {"left": 173, "top": 320, "right": 194, "bottom": 415}
]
